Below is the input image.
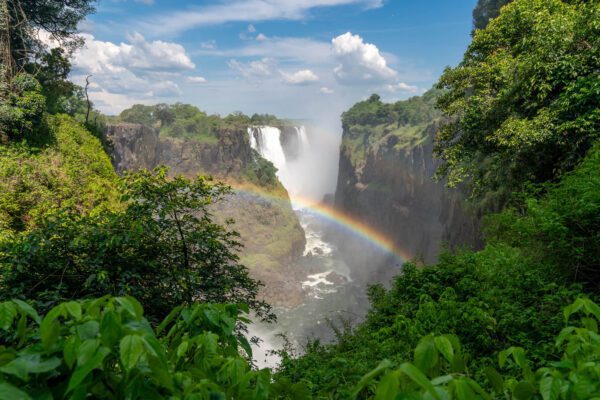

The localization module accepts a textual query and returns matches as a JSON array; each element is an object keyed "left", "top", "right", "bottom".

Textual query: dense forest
[{"left": 0, "top": 0, "right": 599, "bottom": 398}]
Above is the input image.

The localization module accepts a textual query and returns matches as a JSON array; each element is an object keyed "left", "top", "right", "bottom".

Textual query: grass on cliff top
[
  {"left": 0, "top": 115, "right": 121, "bottom": 238},
  {"left": 343, "top": 122, "right": 432, "bottom": 167}
]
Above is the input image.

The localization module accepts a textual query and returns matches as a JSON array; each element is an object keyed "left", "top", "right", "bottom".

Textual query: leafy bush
[
  {"left": 276, "top": 245, "right": 580, "bottom": 397},
  {"left": 0, "top": 296, "right": 303, "bottom": 399},
  {"left": 355, "top": 297, "right": 600, "bottom": 399},
  {"left": 0, "top": 168, "right": 272, "bottom": 323},
  {"left": 486, "top": 143, "right": 600, "bottom": 286},
  {"left": 0, "top": 114, "right": 120, "bottom": 237},
  {"left": 436, "top": 0, "right": 600, "bottom": 200},
  {"left": 0, "top": 74, "right": 47, "bottom": 142}
]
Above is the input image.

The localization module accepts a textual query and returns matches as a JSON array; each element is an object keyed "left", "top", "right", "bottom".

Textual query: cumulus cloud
[
  {"left": 281, "top": 69, "right": 319, "bottom": 85},
  {"left": 247, "top": 24, "right": 256, "bottom": 33},
  {"left": 73, "top": 32, "right": 194, "bottom": 74},
  {"left": 332, "top": 32, "right": 396, "bottom": 83},
  {"left": 228, "top": 57, "right": 277, "bottom": 79},
  {"left": 65, "top": 33, "right": 198, "bottom": 113},
  {"left": 256, "top": 33, "right": 268, "bottom": 41},
  {"left": 320, "top": 87, "right": 334, "bottom": 94},
  {"left": 188, "top": 76, "right": 207, "bottom": 83}
]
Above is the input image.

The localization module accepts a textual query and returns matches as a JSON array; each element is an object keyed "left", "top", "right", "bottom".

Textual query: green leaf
[
  {"left": 116, "top": 297, "right": 143, "bottom": 319},
  {"left": 63, "top": 336, "right": 79, "bottom": 369},
  {"left": 434, "top": 336, "right": 454, "bottom": 364},
  {"left": 375, "top": 371, "right": 400, "bottom": 400},
  {"left": 66, "top": 347, "right": 110, "bottom": 393},
  {"left": 484, "top": 367, "right": 504, "bottom": 394},
  {"left": 399, "top": 363, "right": 440, "bottom": 400},
  {"left": 0, "top": 382, "right": 31, "bottom": 400},
  {"left": 63, "top": 301, "right": 82, "bottom": 320},
  {"left": 76, "top": 320, "right": 99, "bottom": 340},
  {"left": 540, "top": 377, "right": 560, "bottom": 400},
  {"left": 0, "top": 302, "right": 17, "bottom": 331},
  {"left": 0, "top": 355, "right": 61, "bottom": 381},
  {"left": 120, "top": 335, "right": 145, "bottom": 371},
  {"left": 512, "top": 381, "right": 535, "bottom": 400},
  {"left": 351, "top": 359, "right": 392, "bottom": 398},
  {"left": 414, "top": 335, "right": 438, "bottom": 373},
  {"left": 100, "top": 310, "right": 122, "bottom": 347},
  {"left": 11, "top": 300, "right": 41, "bottom": 325}
]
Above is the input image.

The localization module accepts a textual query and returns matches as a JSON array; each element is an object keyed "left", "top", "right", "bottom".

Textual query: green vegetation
[
  {"left": 0, "top": 296, "right": 306, "bottom": 399},
  {"left": 0, "top": 168, "right": 271, "bottom": 323},
  {"left": 437, "top": 0, "right": 600, "bottom": 202},
  {"left": 1, "top": 0, "right": 599, "bottom": 398},
  {"left": 340, "top": 90, "right": 440, "bottom": 167},
  {"left": 118, "top": 103, "right": 289, "bottom": 145},
  {"left": 0, "top": 114, "right": 120, "bottom": 238},
  {"left": 275, "top": 0, "right": 600, "bottom": 397}
]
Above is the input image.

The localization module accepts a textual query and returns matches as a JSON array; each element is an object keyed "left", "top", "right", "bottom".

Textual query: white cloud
[
  {"left": 281, "top": 69, "right": 319, "bottom": 85},
  {"left": 137, "top": 0, "right": 383, "bottom": 36},
  {"left": 320, "top": 87, "right": 334, "bottom": 94},
  {"left": 332, "top": 32, "right": 396, "bottom": 83},
  {"left": 386, "top": 82, "right": 418, "bottom": 93},
  {"left": 248, "top": 24, "right": 256, "bottom": 33},
  {"left": 256, "top": 33, "right": 268, "bottom": 41},
  {"left": 201, "top": 40, "right": 217, "bottom": 49},
  {"left": 228, "top": 57, "right": 277, "bottom": 79},
  {"left": 73, "top": 32, "right": 194, "bottom": 74},
  {"left": 134, "top": 0, "right": 155, "bottom": 4},
  {"left": 66, "top": 33, "right": 197, "bottom": 113},
  {"left": 188, "top": 76, "right": 207, "bottom": 83}
]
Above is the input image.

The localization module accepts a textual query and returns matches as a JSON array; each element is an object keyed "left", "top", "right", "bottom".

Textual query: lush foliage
[
  {"left": 355, "top": 297, "right": 600, "bottom": 399},
  {"left": 0, "top": 114, "right": 120, "bottom": 237},
  {"left": 339, "top": 90, "right": 440, "bottom": 168},
  {"left": 0, "top": 168, "right": 272, "bottom": 323},
  {"left": 0, "top": 296, "right": 306, "bottom": 399},
  {"left": 118, "top": 103, "right": 290, "bottom": 145},
  {"left": 486, "top": 143, "right": 600, "bottom": 288},
  {"left": 437, "top": 0, "right": 600, "bottom": 201},
  {"left": 0, "top": 74, "right": 47, "bottom": 142}
]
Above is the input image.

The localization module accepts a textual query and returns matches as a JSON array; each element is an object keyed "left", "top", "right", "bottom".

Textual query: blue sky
[{"left": 66, "top": 0, "right": 477, "bottom": 123}]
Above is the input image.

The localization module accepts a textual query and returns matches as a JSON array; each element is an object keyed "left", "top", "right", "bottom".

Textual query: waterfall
[
  {"left": 249, "top": 126, "right": 287, "bottom": 172},
  {"left": 295, "top": 126, "right": 310, "bottom": 154}
]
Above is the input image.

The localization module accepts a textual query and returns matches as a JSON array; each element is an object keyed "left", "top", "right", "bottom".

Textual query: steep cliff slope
[
  {"left": 104, "top": 120, "right": 307, "bottom": 307},
  {"left": 334, "top": 91, "right": 481, "bottom": 265}
]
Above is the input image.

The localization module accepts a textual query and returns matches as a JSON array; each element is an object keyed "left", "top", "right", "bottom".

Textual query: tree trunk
[{"left": 0, "top": 0, "right": 13, "bottom": 97}]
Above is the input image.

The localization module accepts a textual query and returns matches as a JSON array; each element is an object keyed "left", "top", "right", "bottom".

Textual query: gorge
[{"left": 102, "top": 93, "right": 481, "bottom": 367}]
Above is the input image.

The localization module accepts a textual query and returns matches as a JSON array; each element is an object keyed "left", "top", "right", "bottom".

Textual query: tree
[
  {"left": 4, "top": 0, "right": 95, "bottom": 71},
  {"left": 436, "top": 0, "right": 600, "bottom": 202},
  {"left": 0, "top": 168, "right": 273, "bottom": 323}
]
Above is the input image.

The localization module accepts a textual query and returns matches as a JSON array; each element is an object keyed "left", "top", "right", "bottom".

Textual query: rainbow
[{"left": 225, "top": 184, "right": 411, "bottom": 264}]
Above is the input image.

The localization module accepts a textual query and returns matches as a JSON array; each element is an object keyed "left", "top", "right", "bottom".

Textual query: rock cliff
[{"left": 334, "top": 94, "right": 481, "bottom": 269}]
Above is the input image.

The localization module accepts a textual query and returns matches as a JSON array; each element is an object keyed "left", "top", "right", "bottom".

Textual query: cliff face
[
  {"left": 103, "top": 123, "right": 306, "bottom": 306},
  {"left": 103, "top": 124, "right": 252, "bottom": 178},
  {"left": 334, "top": 105, "right": 481, "bottom": 267}
]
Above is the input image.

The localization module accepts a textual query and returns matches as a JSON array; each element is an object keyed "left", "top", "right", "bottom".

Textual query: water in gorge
[{"left": 246, "top": 126, "right": 399, "bottom": 368}]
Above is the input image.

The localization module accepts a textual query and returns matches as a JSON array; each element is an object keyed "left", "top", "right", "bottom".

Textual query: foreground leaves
[{"left": 0, "top": 297, "right": 303, "bottom": 399}]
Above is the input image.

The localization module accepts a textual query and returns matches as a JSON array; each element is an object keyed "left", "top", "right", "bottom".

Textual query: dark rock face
[
  {"left": 334, "top": 122, "right": 481, "bottom": 266},
  {"left": 103, "top": 123, "right": 159, "bottom": 173},
  {"left": 103, "top": 123, "right": 252, "bottom": 178}
]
